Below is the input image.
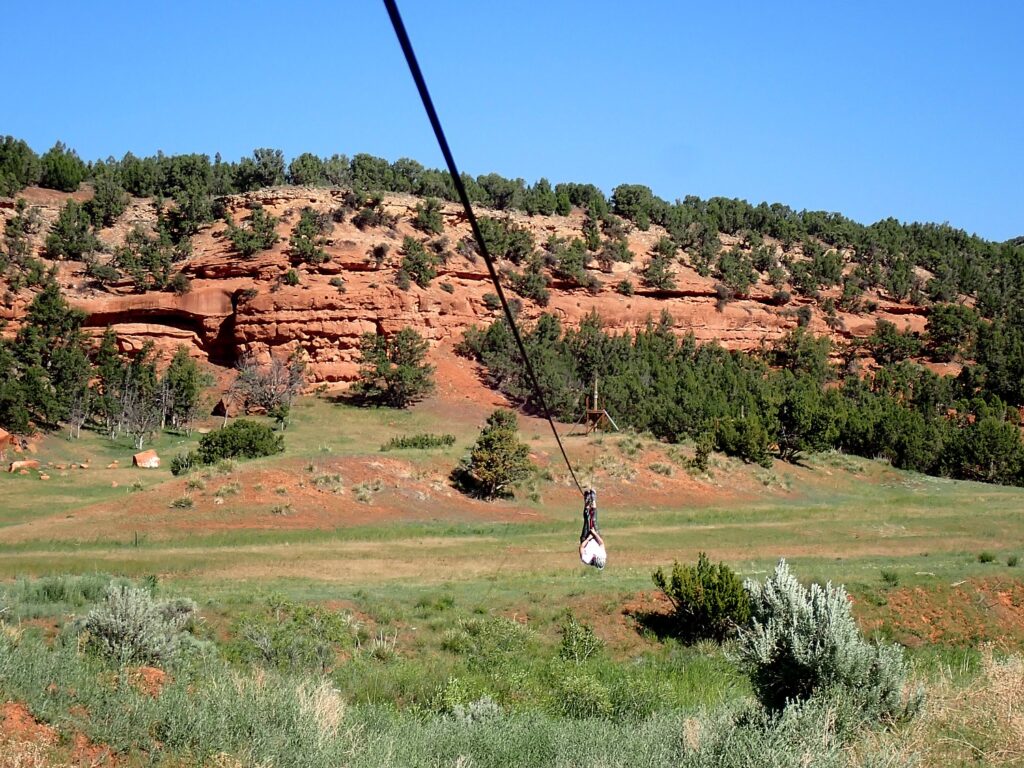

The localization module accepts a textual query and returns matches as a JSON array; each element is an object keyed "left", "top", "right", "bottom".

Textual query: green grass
[{"left": 2, "top": 396, "right": 1024, "bottom": 765}]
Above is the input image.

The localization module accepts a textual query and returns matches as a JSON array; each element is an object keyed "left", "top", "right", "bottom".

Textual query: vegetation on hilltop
[{"left": 4, "top": 134, "right": 1024, "bottom": 488}]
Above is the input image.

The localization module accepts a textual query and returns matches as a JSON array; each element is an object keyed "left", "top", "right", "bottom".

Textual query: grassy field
[{"left": 2, "top": 394, "right": 1024, "bottom": 766}]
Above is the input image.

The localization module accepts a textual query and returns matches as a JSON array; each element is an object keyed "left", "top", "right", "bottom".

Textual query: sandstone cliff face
[{"left": 0, "top": 186, "right": 932, "bottom": 383}]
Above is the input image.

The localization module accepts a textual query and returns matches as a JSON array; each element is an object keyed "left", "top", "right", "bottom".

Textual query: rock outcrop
[{"left": 0, "top": 186, "right": 933, "bottom": 384}]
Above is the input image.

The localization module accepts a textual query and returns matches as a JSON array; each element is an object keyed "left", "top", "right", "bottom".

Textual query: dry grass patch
[{"left": 919, "top": 646, "right": 1024, "bottom": 766}]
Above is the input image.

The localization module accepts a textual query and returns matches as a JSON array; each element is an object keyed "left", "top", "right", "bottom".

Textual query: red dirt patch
[
  {"left": 129, "top": 666, "right": 168, "bottom": 697},
  {"left": 856, "top": 577, "right": 1024, "bottom": 648},
  {"left": 0, "top": 702, "right": 57, "bottom": 746},
  {"left": 0, "top": 701, "right": 119, "bottom": 767}
]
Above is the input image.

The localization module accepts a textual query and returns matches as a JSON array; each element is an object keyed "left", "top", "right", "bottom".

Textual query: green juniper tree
[
  {"left": 38, "top": 141, "right": 86, "bottom": 192},
  {"left": 224, "top": 204, "right": 280, "bottom": 257},
  {"left": 459, "top": 409, "right": 534, "bottom": 499},
  {"left": 45, "top": 200, "right": 99, "bottom": 260},
  {"left": 354, "top": 328, "right": 435, "bottom": 408},
  {"left": 289, "top": 207, "right": 332, "bottom": 265},
  {"left": 0, "top": 136, "right": 40, "bottom": 196},
  {"left": 399, "top": 237, "right": 439, "bottom": 289},
  {"left": 287, "top": 152, "right": 326, "bottom": 186},
  {"left": 412, "top": 197, "right": 444, "bottom": 235},
  {"left": 86, "top": 175, "right": 130, "bottom": 227},
  {"left": 161, "top": 346, "right": 212, "bottom": 433}
]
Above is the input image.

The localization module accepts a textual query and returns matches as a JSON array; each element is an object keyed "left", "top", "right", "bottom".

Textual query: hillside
[{"left": 1, "top": 184, "right": 935, "bottom": 384}]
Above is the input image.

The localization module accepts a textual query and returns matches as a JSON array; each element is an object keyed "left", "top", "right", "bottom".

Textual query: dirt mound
[
  {"left": 857, "top": 578, "right": 1024, "bottom": 648},
  {"left": 0, "top": 701, "right": 118, "bottom": 767}
]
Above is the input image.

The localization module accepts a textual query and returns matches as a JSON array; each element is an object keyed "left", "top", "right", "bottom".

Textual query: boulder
[
  {"left": 132, "top": 450, "right": 160, "bottom": 469},
  {"left": 8, "top": 460, "right": 40, "bottom": 473}
]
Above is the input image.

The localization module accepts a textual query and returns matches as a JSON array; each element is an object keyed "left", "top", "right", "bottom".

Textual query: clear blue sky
[{"left": 3, "top": 1, "right": 1021, "bottom": 241}]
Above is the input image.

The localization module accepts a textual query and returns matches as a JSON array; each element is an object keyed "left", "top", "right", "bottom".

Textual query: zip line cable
[{"left": 383, "top": 0, "right": 585, "bottom": 497}]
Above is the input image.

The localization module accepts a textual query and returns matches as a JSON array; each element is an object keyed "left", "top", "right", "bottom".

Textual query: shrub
[
  {"left": 282, "top": 268, "right": 300, "bottom": 286},
  {"left": 168, "top": 271, "right": 191, "bottom": 295},
  {"left": 86, "top": 175, "right": 130, "bottom": 227},
  {"left": 451, "top": 695, "right": 502, "bottom": 725},
  {"left": 482, "top": 292, "right": 502, "bottom": 311},
  {"left": 354, "top": 327, "right": 435, "bottom": 408},
  {"left": 399, "top": 236, "right": 439, "bottom": 288},
  {"left": 169, "top": 496, "right": 194, "bottom": 509},
  {"left": 455, "top": 409, "right": 534, "bottom": 499},
  {"left": 224, "top": 204, "right": 279, "bottom": 257},
  {"left": 81, "top": 585, "right": 197, "bottom": 666},
  {"left": 440, "top": 280, "right": 454, "bottom": 293},
  {"left": 45, "top": 200, "right": 99, "bottom": 260},
  {"left": 441, "top": 616, "right": 534, "bottom": 669},
  {"left": 380, "top": 433, "right": 455, "bottom": 451},
  {"left": 555, "top": 672, "right": 612, "bottom": 718},
  {"left": 170, "top": 451, "right": 199, "bottom": 476},
  {"left": 289, "top": 206, "right": 332, "bottom": 264},
  {"left": 508, "top": 268, "right": 550, "bottom": 306},
  {"left": 351, "top": 196, "right": 396, "bottom": 230},
  {"left": 616, "top": 279, "right": 635, "bottom": 296},
  {"left": 880, "top": 570, "right": 900, "bottom": 588},
  {"left": 652, "top": 552, "right": 750, "bottom": 642},
  {"left": 738, "top": 559, "right": 920, "bottom": 720},
  {"left": 412, "top": 197, "right": 444, "bottom": 234},
  {"left": 558, "top": 614, "right": 604, "bottom": 664},
  {"left": 1008, "top": 555, "right": 1019, "bottom": 568},
  {"left": 196, "top": 419, "right": 284, "bottom": 465},
  {"left": 978, "top": 551, "right": 996, "bottom": 564},
  {"left": 38, "top": 141, "right": 86, "bottom": 192},
  {"left": 369, "top": 242, "right": 390, "bottom": 268},
  {"left": 228, "top": 598, "right": 356, "bottom": 673}
]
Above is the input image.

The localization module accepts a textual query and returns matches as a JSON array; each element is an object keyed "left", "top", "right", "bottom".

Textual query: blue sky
[{"left": 3, "top": 1, "right": 1021, "bottom": 240}]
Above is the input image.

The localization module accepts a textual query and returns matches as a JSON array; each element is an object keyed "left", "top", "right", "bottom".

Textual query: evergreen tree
[
  {"left": 524, "top": 178, "right": 557, "bottom": 216},
  {"left": 234, "top": 148, "right": 286, "bottom": 191},
  {"left": 926, "top": 303, "right": 977, "bottom": 362},
  {"left": 162, "top": 346, "right": 211, "bottom": 433},
  {"left": 412, "top": 197, "right": 444, "bottom": 235},
  {"left": 4, "top": 198, "right": 42, "bottom": 263},
  {"left": 113, "top": 225, "right": 187, "bottom": 292},
  {"left": 399, "top": 237, "right": 439, "bottom": 288},
  {"left": 38, "top": 141, "right": 86, "bottom": 192},
  {"left": 45, "top": 200, "right": 99, "bottom": 260},
  {"left": 866, "top": 320, "right": 922, "bottom": 364},
  {"left": 289, "top": 207, "right": 332, "bottom": 264},
  {"left": 0, "top": 343, "right": 30, "bottom": 433},
  {"left": 85, "top": 175, "right": 130, "bottom": 227},
  {"left": 11, "top": 282, "right": 88, "bottom": 425},
  {"left": 224, "top": 204, "right": 280, "bottom": 257},
  {"left": 355, "top": 328, "right": 435, "bottom": 408},
  {"left": 287, "top": 152, "right": 326, "bottom": 186},
  {"left": 460, "top": 409, "right": 534, "bottom": 499},
  {"left": 0, "top": 136, "right": 40, "bottom": 196},
  {"left": 641, "top": 250, "right": 676, "bottom": 290},
  {"left": 93, "top": 327, "right": 126, "bottom": 438}
]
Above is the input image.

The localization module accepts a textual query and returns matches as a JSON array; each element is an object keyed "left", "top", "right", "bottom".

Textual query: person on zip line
[{"left": 578, "top": 488, "right": 606, "bottom": 570}]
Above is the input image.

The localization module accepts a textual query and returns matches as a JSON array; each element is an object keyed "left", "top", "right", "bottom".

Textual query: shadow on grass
[{"left": 628, "top": 607, "right": 681, "bottom": 642}]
